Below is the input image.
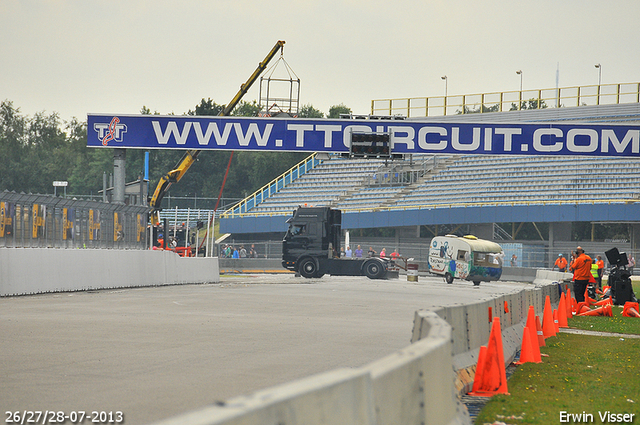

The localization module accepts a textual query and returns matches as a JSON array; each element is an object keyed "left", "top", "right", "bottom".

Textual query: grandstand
[
  {"left": 225, "top": 153, "right": 640, "bottom": 217},
  {"left": 222, "top": 101, "right": 640, "bottom": 222}
]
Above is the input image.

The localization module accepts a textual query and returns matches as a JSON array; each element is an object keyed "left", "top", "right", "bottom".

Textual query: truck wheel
[
  {"left": 299, "top": 258, "right": 319, "bottom": 279},
  {"left": 445, "top": 273, "right": 454, "bottom": 284},
  {"left": 364, "top": 259, "right": 384, "bottom": 279}
]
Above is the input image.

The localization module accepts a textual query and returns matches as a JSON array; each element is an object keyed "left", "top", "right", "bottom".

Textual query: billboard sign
[{"left": 87, "top": 114, "right": 640, "bottom": 157}]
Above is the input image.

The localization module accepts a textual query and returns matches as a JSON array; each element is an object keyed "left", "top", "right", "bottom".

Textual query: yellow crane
[{"left": 149, "top": 40, "right": 286, "bottom": 225}]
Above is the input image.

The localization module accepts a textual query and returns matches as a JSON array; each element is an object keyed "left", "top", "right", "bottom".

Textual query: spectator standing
[
  {"left": 232, "top": 247, "right": 239, "bottom": 259},
  {"left": 553, "top": 254, "right": 568, "bottom": 272},
  {"left": 379, "top": 248, "right": 386, "bottom": 258},
  {"left": 390, "top": 249, "right": 399, "bottom": 260},
  {"left": 596, "top": 255, "right": 605, "bottom": 290},
  {"left": 628, "top": 254, "right": 635, "bottom": 275},
  {"left": 368, "top": 247, "right": 377, "bottom": 257},
  {"left": 239, "top": 246, "right": 247, "bottom": 258},
  {"left": 571, "top": 246, "right": 592, "bottom": 303},
  {"left": 345, "top": 246, "right": 352, "bottom": 258},
  {"left": 355, "top": 245, "right": 363, "bottom": 258},
  {"left": 510, "top": 254, "right": 518, "bottom": 267}
]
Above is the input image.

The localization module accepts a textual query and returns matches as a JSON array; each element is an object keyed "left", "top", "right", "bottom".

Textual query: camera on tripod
[{"left": 604, "top": 247, "right": 636, "bottom": 305}]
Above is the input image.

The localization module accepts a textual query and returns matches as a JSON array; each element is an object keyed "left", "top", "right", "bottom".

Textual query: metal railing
[
  {"left": 212, "top": 239, "right": 635, "bottom": 271},
  {"left": 219, "top": 198, "right": 638, "bottom": 219},
  {"left": 221, "top": 152, "right": 322, "bottom": 217},
  {"left": 0, "top": 191, "right": 149, "bottom": 249},
  {"left": 371, "top": 82, "right": 640, "bottom": 118}
]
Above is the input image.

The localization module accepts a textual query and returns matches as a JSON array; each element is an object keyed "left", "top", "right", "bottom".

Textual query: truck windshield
[{"left": 285, "top": 224, "right": 305, "bottom": 239}]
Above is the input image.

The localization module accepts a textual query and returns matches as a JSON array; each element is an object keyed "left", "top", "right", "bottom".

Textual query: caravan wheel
[{"left": 445, "top": 273, "right": 454, "bottom": 284}]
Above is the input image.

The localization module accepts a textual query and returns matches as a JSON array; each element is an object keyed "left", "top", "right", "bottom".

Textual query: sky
[{"left": 1, "top": 0, "right": 639, "bottom": 123}]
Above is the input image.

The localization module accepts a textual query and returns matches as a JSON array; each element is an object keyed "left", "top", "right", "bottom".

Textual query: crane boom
[{"left": 149, "top": 40, "right": 286, "bottom": 225}]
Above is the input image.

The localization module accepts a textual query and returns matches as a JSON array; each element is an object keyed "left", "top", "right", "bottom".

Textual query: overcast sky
[{"left": 1, "top": 0, "right": 639, "bottom": 122}]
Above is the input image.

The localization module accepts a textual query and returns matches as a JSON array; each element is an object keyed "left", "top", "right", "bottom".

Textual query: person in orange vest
[
  {"left": 553, "top": 254, "right": 568, "bottom": 272},
  {"left": 595, "top": 255, "right": 605, "bottom": 290},
  {"left": 570, "top": 246, "right": 592, "bottom": 303}
]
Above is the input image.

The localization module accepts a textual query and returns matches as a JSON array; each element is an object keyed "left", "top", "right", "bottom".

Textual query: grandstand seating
[{"left": 227, "top": 154, "right": 640, "bottom": 216}]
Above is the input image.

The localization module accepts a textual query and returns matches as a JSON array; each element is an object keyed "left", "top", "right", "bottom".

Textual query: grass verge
[{"left": 475, "top": 286, "right": 640, "bottom": 424}]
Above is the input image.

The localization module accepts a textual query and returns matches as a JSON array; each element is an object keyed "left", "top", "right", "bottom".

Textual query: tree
[
  {"left": 298, "top": 104, "right": 324, "bottom": 118},
  {"left": 232, "top": 100, "right": 261, "bottom": 117},
  {"left": 188, "top": 98, "right": 224, "bottom": 116},
  {"left": 510, "top": 98, "right": 548, "bottom": 111},
  {"left": 457, "top": 104, "right": 501, "bottom": 114},
  {"left": 328, "top": 103, "right": 351, "bottom": 118}
]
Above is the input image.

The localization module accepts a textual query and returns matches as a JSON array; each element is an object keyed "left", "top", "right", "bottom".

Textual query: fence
[
  {"left": 371, "top": 82, "right": 640, "bottom": 118},
  {"left": 221, "top": 238, "right": 636, "bottom": 271},
  {"left": 0, "top": 191, "right": 149, "bottom": 249}
]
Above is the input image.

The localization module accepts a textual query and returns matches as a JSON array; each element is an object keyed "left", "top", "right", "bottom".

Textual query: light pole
[
  {"left": 441, "top": 75, "right": 447, "bottom": 115},
  {"left": 516, "top": 70, "right": 523, "bottom": 110},
  {"left": 595, "top": 63, "right": 601, "bottom": 105}
]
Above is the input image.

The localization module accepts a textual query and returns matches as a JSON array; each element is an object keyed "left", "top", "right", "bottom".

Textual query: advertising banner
[
  {"left": 88, "top": 114, "right": 640, "bottom": 157},
  {"left": 62, "top": 208, "right": 75, "bottom": 240},
  {"left": 89, "top": 209, "right": 101, "bottom": 241},
  {"left": 114, "top": 212, "right": 123, "bottom": 242},
  {"left": 0, "top": 201, "right": 14, "bottom": 238},
  {"left": 32, "top": 204, "right": 45, "bottom": 239},
  {"left": 137, "top": 213, "right": 145, "bottom": 242}
]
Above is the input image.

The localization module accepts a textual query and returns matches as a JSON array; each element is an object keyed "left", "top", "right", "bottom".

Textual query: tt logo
[{"left": 94, "top": 117, "right": 128, "bottom": 146}]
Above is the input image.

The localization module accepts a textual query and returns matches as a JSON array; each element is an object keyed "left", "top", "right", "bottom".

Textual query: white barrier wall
[
  {"left": 150, "top": 271, "right": 568, "bottom": 425},
  {"left": 153, "top": 311, "right": 468, "bottom": 425},
  {"left": 0, "top": 249, "right": 219, "bottom": 296}
]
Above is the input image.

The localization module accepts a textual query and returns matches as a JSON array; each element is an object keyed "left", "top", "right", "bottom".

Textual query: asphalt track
[{"left": 1, "top": 274, "right": 530, "bottom": 424}]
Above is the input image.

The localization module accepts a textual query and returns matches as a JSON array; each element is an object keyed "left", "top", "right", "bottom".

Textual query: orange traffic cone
[
  {"left": 565, "top": 288, "right": 573, "bottom": 320},
  {"left": 470, "top": 345, "right": 488, "bottom": 394},
  {"left": 623, "top": 302, "right": 640, "bottom": 318},
  {"left": 553, "top": 309, "right": 560, "bottom": 333},
  {"left": 558, "top": 293, "right": 569, "bottom": 328},
  {"left": 584, "top": 286, "right": 591, "bottom": 307},
  {"left": 515, "top": 326, "right": 541, "bottom": 365},
  {"left": 468, "top": 317, "right": 509, "bottom": 397},
  {"left": 535, "top": 315, "right": 545, "bottom": 347},
  {"left": 576, "top": 302, "right": 590, "bottom": 315},
  {"left": 572, "top": 297, "right": 578, "bottom": 315},
  {"left": 542, "top": 296, "right": 556, "bottom": 337},
  {"left": 524, "top": 306, "right": 542, "bottom": 360},
  {"left": 594, "top": 297, "right": 612, "bottom": 306},
  {"left": 578, "top": 304, "right": 613, "bottom": 317}
]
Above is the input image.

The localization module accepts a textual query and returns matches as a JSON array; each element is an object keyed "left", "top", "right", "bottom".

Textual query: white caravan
[{"left": 428, "top": 235, "right": 503, "bottom": 286}]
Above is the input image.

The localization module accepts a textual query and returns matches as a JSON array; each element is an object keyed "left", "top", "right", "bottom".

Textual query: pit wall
[
  {"left": 0, "top": 249, "right": 220, "bottom": 296},
  {"left": 153, "top": 270, "right": 571, "bottom": 425}
]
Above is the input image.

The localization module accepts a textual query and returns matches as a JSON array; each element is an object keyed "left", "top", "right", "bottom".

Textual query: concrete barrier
[
  {"left": 153, "top": 368, "right": 377, "bottom": 425},
  {"left": 0, "top": 249, "right": 219, "bottom": 296},
  {"left": 365, "top": 311, "right": 469, "bottom": 425},
  {"left": 153, "top": 311, "right": 469, "bottom": 425}
]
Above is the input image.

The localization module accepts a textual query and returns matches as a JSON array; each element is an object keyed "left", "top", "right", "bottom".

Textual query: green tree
[
  {"left": 510, "top": 98, "right": 548, "bottom": 111},
  {"left": 232, "top": 100, "right": 261, "bottom": 117},
  {"left": 328, "top": 103, "right": 351, "bottom": 118},
  {"left": 298, "top": 104, "right": 324, "bottom": 118},
  {"left": 457, "top": 104, "right": 501, "bottom": 114},
  {"left": 188, "top": 98, "right": 224, "bottom": 116}
]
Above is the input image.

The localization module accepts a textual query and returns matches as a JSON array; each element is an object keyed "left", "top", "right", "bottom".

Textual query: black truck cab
[{"left": 282, "top": 206, "right": 397, "bottom": 279}]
